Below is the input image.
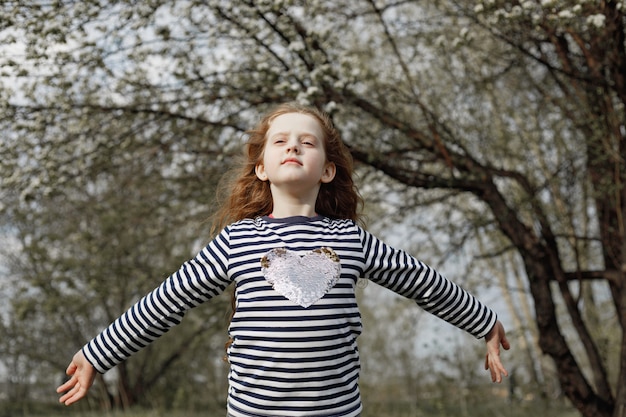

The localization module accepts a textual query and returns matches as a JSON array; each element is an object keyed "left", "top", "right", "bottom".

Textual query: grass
[{"left": 9, "top": 400, "right": 580, "bottom": 417}]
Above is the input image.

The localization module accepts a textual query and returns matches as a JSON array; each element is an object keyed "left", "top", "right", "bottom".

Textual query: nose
[{"left": 286, "top": 137, "right": 300, "bottom": 154}]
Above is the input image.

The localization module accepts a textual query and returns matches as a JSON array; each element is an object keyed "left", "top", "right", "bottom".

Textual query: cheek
[
  {"left": 266, "top": 146, "right": 284, "bottom": 163},
  {"left": 257, "top": 146, "right": 269, "bottom": 165}
]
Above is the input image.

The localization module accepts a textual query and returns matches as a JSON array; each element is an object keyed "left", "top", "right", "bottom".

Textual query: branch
[{"left": 562, "top": 269, "right": 622, "bottom": 283}]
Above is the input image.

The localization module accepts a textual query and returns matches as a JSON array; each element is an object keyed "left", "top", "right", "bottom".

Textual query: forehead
[{"left": 267, "top": 112, "right": 324, "bottom": 138}]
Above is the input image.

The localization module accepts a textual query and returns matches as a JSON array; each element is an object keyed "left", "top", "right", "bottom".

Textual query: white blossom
[
  {"left": 295, "top": 91, "right": 311, "bottom": 105},
  {"left": 586, "top": 14, "right": 606, "bottom": 28},
  {"left": 324, "top": 101, "right": 337, "bottom": 113},
  {"left": 333, "top": 79, "right": 345, "bottom": 89},
  {"left": 306, "top": 86, "right": 319, "bottom": 96},
  {"left": 288, "top": 40, "right": 305, "bottom": 52},
  {"left": 511, "top": 5, "right": 523, "bottom": 17}
]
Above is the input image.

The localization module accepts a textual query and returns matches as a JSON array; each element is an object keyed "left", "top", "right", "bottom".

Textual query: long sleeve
[
  {"left": 83, "top": 228, "right": 232, "bottom": 373},
  {"left": 357, "top": 226, "right": 496, "bottom": 338}
]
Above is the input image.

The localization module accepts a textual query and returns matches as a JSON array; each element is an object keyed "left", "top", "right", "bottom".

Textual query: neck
[
  {"left": 270, "top": 204, "right": 317, "bottom": 218},
  {"left": 269, "top": 185, "right": 319, "bottom": 218}
]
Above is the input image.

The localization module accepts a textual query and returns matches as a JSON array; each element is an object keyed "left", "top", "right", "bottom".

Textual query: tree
[
  {"left": 0, "top": 116, "right": 232, "bottom": 408},
  {"left": 0, "top": 1, "right": 623, "bottom": 416}
]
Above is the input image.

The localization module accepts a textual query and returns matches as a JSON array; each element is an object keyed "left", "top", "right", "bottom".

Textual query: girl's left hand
[{"left": 484, "top": 320, "right": 510, "bottom": 383}]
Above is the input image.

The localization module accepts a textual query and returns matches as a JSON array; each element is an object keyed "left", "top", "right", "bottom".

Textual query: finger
[
  {"left": 58, "top": 384, "right": 77, "bottom": 404},
  {"left": 63, "top": 391, "right": 83, "bottom": 406},
  {"left": 488, "top": 361, "right": 500, "bottom": 382},
  {"left": 65, "top": 362, "right": 77, "bottom": 376},
  {"left": 493, "top": 360, "right": 503, "bottom": 382},
  {"left": 56, "top": 375, "right": 76, "bottom": 393},
  {"left": 61, "top": 392, "right": 80, "bottom": 406},
  {"left": 487, "top": 357, "right": 497, "bottom": 382},
  {"left": 485, "top": 353, "right": 508, "bottom": 383},
  {"left": 484, "top": 354, "right": 493, "bottom": 371},
  {"left": 501, "top": 335, "right": 511, "bottom": 350},
  {"left": 59, "top": 391, "right": 73, "bottom": 404},
  {"left": 494, "top": 362, "right": 508, "bottom": 382},
  {"left": 60, "top": 382, "right": 86, "bottom": 405}
]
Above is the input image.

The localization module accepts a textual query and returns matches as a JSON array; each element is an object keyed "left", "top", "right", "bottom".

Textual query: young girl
[{"left": 57, "top": 102, "right": 509, "bottom": 417}]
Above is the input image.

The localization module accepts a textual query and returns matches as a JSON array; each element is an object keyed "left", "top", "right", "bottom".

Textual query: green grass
[
  {"left": 9, "top": 401, "right": 579, "bottom": 417},
  {"left": 361, "top": 400, "right": 579, "bottom": 417}
]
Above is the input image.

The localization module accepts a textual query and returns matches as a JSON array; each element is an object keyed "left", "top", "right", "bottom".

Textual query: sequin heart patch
[{"left": 260, "top": 247, "right": 341, "bottom": 308}]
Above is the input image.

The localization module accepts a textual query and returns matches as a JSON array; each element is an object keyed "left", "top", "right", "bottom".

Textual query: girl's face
[{"left": 255, "top": 112, "right": 336, "bottom": 196}]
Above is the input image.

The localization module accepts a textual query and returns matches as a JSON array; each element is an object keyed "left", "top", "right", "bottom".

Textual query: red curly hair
[{"left": 211, "top": 102, "right": 363, "bottom": 234}]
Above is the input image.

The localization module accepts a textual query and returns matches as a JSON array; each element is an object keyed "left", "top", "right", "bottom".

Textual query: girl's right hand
[{"left": 56, "top": 350, "right": 96, "bottom": 406}]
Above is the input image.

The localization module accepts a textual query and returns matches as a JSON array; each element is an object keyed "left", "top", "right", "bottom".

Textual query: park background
[{"left": 0, "top": 1, "right": 624, "bottom": 417}]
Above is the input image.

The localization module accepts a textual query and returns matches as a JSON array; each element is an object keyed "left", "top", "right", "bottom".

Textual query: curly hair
[{"left": 211, "top": 102, "right": 363, "bottom": 235}]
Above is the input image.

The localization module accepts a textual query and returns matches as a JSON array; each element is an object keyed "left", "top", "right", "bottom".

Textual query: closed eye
[
  {"left": 271, "top": 135, "right": 287, "bottom": 144},
  {"left": 300, "top": 136, "right": 317, "bottom": 146}
]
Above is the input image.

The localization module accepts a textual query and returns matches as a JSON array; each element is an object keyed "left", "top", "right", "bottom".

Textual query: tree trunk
[
  {"left": 479, "top": 181, "right": 615, "bottom": 417},
  {"left": 612, "top": 278, "right": 626, "bottom": 417}
]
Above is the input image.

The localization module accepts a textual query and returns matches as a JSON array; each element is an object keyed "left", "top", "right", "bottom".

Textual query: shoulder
[
  {"left": 322, "top": 216, "right": 359, "bottom": 228},
  {"left": 223, "top": 217, "right": 263, "bottom": 230},
  {"left": 327, "top": 218, "right": 367, "bottom": 237},
  {"left": 319, "top": 217, "right": 368, "bottom": 242},
  {"left": 210, "top": 218, "right": 265, "bottom": 242}
]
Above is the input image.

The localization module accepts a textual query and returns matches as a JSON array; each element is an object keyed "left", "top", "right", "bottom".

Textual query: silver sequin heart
[{"left": 260, "top": 247, "right": 341, "bottom": 308}]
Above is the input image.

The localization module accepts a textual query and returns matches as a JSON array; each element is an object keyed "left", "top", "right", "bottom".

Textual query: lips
[{"left": 281, "top": 158, "right": 302, "bottom": 165}]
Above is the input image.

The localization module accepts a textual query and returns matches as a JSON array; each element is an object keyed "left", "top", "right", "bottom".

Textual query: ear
[
  {"left": 255, "top": 163, "right": 268, "bottom": 181},
  {"left": 320, "top": 162, "right": 336, "bottom": 184}
]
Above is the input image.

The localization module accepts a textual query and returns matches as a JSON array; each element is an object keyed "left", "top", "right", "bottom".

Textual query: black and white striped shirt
[{"left": 83, "top": 215, "right": 497, "bottom": 417}]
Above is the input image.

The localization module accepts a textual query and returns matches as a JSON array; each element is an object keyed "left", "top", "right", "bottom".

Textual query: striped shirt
[{"left": 83, "top": 215, "right": 497, "bottom": 417}]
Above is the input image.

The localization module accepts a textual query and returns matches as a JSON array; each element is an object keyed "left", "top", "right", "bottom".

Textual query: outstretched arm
[
  {"left": 484, "top": 320, "right": 510, "bottom": 383},
  {"left": 56, "top": 350, "right": 96, "bottom": 406}
]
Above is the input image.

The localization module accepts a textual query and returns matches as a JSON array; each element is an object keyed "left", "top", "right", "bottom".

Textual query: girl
[{"left": 57, "top": 102, "right": 509, "bottom": 417}]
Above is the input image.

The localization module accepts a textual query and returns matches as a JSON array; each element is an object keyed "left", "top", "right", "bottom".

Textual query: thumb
[
  {"left": 65, "top": 361, "right": 78, "bottom": 376},
  {"left": 501, "top": 333, "right": 511, "bottom": 350}
]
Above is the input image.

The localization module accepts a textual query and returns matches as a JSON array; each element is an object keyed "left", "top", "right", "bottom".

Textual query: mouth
[{"left": 281, "top": 158, "right": 302, "bottom": 165}]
